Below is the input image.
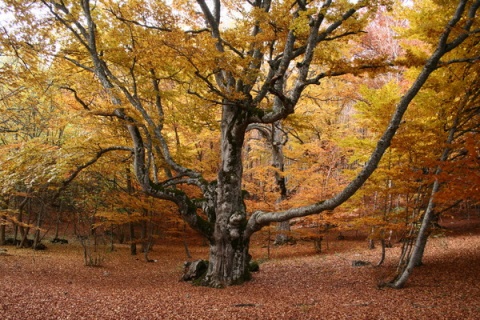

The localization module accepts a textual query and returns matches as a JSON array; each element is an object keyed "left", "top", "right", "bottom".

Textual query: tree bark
[
  {"left": 54, "top": 210, "right": 61, "bottom": 240},
  {"left": 183, "top": 223, "right": 192, "bottom": 259},
  {"left": 203, "top": 237, "right": 251, "bottom": 287},
  {"left": 375, "top": 239, "right": 386, "bottom": 267},
  {"left": 32, "top": 204, "right": 43, "bottom": 250},
  {"left": 0, "top": 221, "right": 5, "bottom": 245},
  {"left": 202, "top": 105, "right": 251, "bottom": 287},
  {"left": 129, "top": 222, "right": 137, "bottom": 255},
  {"left": 0, "top": 197, "right": 8, "bottom": 245},
  {"left": 126, "top": 166, "right": 137, "bottom": 255},
  {"left": 271, "top": 123, "right": 292, "bottom": 245},
  {"left": 141, "top": 219, "right": 148, "bottom": 253}
]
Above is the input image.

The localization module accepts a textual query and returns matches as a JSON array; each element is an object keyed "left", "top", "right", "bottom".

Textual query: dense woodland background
[{"left": 0, "top": 0, "right": 479, "bottom": 301}]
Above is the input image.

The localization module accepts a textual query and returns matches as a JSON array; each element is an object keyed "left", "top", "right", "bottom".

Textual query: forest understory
[{"left": 1, "top": 217, "right": 479, "bottom": 319}]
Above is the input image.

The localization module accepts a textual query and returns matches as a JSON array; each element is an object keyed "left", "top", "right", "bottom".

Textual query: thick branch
[
  {"left": 107, "top": 7, "right": 172, "bottom": 32},
  {"left": 60, "top": 86, "right": 91, "bottom": 110},
  {"left": 248, "top": 3, "right": 366, "bottom": 124},
  {"left": 52, "top": 146, "right": 132, "bottom": 202},
  {"left": 112, "top": 108, "right": 214, "bottom": 239}
]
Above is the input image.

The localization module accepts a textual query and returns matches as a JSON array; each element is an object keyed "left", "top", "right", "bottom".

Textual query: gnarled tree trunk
[
  {"left": 204, "top": 236, "right": 251, "bottom": 287},
  {"left": 202, "top": 105, "right": 250, "bottom": 287}
]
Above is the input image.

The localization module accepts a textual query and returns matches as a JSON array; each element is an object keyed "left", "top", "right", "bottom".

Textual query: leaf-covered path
[{"left": 1, "top": 221, "right": 479, "bottom": 319}]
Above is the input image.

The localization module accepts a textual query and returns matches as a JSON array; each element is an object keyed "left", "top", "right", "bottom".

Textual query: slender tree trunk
[
  {"left": 13, "top": 224, "right": 18, "bottom": 243},
  {"left": 183, "top": 223, "right": 192, "bottom": 259},
  {"left": 109, "top": 225, "right": 115, "bottom": 252},
  {"left": 271, "top": 123, "right": 291, "bottom": 245},
  {"left": 19, "top": 227, "right": 30, "bottom": 248},
  {"left": 376, "top": 239, "right": 386, "bottom": 267},
  {"left": 141, "top": 219, "right": 148, "bottom": 253},
  {"left": 389, "top": 178, "right": 440, "bottom": 288},
  {"left": 14, "top": 196, "right": 29, "bottom": 244},
  {"left": 389, "top": 119, "right": 457, "bottom": 288},
  {"left": 33, "top": 204, "right": 43, "bottom": 249},
  {"left": 411, "top": 228, "right": 431, "bottom": 267},
  {"left": 125, "top": 166, "right": 137, "bottom": 255},
  {"left": 54, "top": 211, "right": 60, "bottom": 240},
  {"left": 143, "top": 214, "right": 155, "bottom": 262},
  {"left": 129, "top": 222, "right": 136, "bottom": 255},
  {"left": 0, "top": 222, "right": 5, "bottom": 245},
  {"left": 0, "top": 196, "right": 9, "bottom": 245}
]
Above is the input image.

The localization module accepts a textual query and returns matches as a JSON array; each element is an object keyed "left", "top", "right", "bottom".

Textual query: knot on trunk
[{"left": 228, "top": 212, "right": 244, "bottom": 240}]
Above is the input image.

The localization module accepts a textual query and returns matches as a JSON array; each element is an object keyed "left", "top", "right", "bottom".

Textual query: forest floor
[{"left": 1, "top": 218, "right": 479, "bottom": 320}]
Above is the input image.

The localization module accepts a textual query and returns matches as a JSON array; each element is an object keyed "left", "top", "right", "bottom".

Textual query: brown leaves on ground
[{"left": 1, "top": 221, "right": 479, "bottom": 320}]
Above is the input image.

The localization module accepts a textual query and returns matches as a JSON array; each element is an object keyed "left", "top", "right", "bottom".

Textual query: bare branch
[
  {"left": 60, "top": 86, "right": 91, "bottom": 110},
  {"left": 107, "top": 8, "right": 172, "bottom": 32},
  {"left": 52, "top": 146, "right": 133, "bottom": 202}
]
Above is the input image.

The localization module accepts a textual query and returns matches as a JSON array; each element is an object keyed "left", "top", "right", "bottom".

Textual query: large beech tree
[{"left": 2, "top": 0, "right": 478, "bottom": 287}]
